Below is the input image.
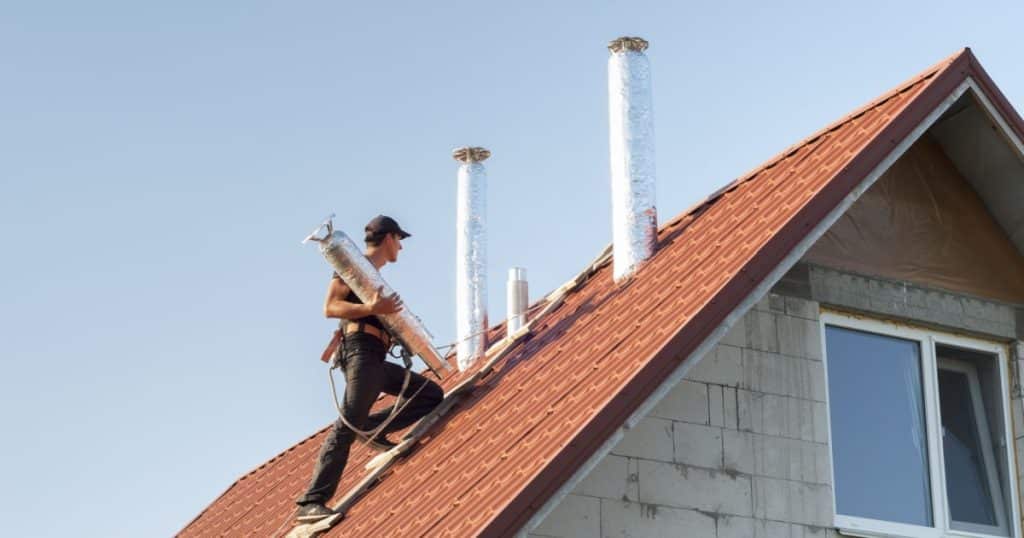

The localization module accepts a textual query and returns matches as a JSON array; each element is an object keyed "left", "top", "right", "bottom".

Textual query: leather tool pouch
[{"left": 321, "top": 328, "right": 343, "bottom": 363}]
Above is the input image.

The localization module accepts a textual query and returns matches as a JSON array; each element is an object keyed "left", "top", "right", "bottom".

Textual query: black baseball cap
[{"left": 365, "top": 215, "right": 411, "bottom": 240}]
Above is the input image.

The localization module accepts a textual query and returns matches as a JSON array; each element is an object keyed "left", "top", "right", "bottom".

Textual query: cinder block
[
  {"left": 709, "top": 385, "right": 725, "bottom": 427},
  {"left": 804, "top": 321, "right": 823, "bottom": 361},
  {"left": 807, "top": 360, "right": 826, "bottom": 402},
  {"left": 962, "top": 297, "right": 998, "bottom": 322},
  {"left": 960, "top": 315, "right": 1015, "bottom": 339},
  {"left": 737, "top": 389, "right": 761, "bottom": 433},
  {"left": 799, "top": 525, "right": 834, "bottom": 538},
  {"left": 869, "top": 293, "right": 910, "bottom": 319},
  {"left": 637, "top": 460, "right": 753, "bottom": 516},
  {"left": 741, "top": 349, "right": 824, "bottom": 402},
  {"left": 812, "top": 401, "right": 828, "bottom": 444},
  {"left": 613, "top": 416, "right": 674, "bottom": 463},
  {"left": 770, "top": 294, "right": 787, "bottom": 313},
  {"left": 785, "top": 297, "right": 819, "bottom": 320},
  {"left": 716, "top": 516, "right": 793, "bottom": 538},
  {"left": 777, "top": 315, "right": 822, "bottom": 360},
  {"left": 722, "top": 429, "right": 754, "bottom": 476},
  {"left": 721, "top": 315, "right": 747, "bottom": 347},
  {"left": 573, "top": 454, "right": 638, "bottom": 502},
  {"left": 922, "top": 291, "right": 965, "bottom": 326},
  {"left": 752, "top": 477, "right": 833, "bottom": 527},
  {"left": 673, "top": 422, "right": 723, "bottom": 469},
  {"left": 600, "top": 500, "right": 716, "bottom": 538},
  {"left": 723, "top": 430, "right": 831, "bottom": 484},
  {"left": 908, "top": 289, "right": 928, "bottom": 308},
  {"left": 688, "top": 345, "right": 742, "bottom": 386},
  {"left": 998, "top": 307, "right": 1017, "bottom": 328},
  {"left": 532, "top": 494, "right": 600, "bottom": 538},
  {"left": 808, "top": 267, "right": 871, "bottom": 312},
  {"left": 746, "top": 311, "right": 780, "bottom": 353},
  {"left": 737, "top": 390, "right": 824, "bottom": 443},
  {"left": 649, "top": 379, "right": 709, "bottom": 425},
  {"left": 723, "top": 387, "right": 738, "bottom": 430},
  {"left": 715, "top": 515, "right": 754, "bottom": 538}
]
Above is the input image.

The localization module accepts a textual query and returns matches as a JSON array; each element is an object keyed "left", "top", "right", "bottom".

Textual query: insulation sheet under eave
[{"left": 805, "top": 136, "right": 1024, "bottom": 304}]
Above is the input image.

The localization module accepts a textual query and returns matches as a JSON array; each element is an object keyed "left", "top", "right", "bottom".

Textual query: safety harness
[{"left": 326, "top": 323, "right": 431, "bottom": 446}]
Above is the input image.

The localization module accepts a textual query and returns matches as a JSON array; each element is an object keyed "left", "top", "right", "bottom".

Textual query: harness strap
[{"left": 327, "top": 342, "right": 425, "bottom": 445}]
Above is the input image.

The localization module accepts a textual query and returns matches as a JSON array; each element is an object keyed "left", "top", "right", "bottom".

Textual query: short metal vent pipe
[{"left": 507, "top": 267, "right": 528, "bottom": 338}]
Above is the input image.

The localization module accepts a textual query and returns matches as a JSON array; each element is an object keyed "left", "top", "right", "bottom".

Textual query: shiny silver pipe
[
  {"left": 506, "top": 267, "right": 528, "bottom": 338},
  {"left": 453, "top": 146, "right": 490, "bottom": 371},
  {"left": 303, "top": 216, "right": 452, "bottom": 379},
  {"left": 608, "top": 36, "right": 658, "bottom": 282}
]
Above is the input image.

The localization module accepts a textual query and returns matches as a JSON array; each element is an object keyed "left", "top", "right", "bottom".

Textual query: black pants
[{"left": 297, "top": 333, "right": 444, "bottom": 505}]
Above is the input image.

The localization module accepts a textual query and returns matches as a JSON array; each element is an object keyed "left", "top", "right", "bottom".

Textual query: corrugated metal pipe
[
  {"left": 507, "top": 267, "right": 528, "bottom": 338},
  {"left": 303, "top": 216, "right": 452, "bottom": 379},
  {"left": 453, "top": 146, "right": 490, "bottom": 371},
  {"left": 608, "top": 36, "right": 658, "bottom": 283}
]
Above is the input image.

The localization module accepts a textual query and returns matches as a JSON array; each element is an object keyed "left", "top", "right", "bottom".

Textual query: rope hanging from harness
[{"left": 326, "top": 325, "right": 428, "bottom": 445}]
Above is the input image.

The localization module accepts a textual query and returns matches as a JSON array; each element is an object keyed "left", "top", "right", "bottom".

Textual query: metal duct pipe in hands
[
  {"left": 608, "top": 36, "right": 658, "bottom": 283},
  {"left": 453, "top": 146, "right": 490, "bottom": 371},
  {"left": 304, "top": 216, "right": 452, "bottom": 379}
]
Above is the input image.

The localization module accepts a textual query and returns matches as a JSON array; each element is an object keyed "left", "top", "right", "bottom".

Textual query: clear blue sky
[{"left": 2, "top": 1, "right": 1021, "bottom": 536}]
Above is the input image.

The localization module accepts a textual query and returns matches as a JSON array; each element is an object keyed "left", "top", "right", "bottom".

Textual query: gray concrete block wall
[
  {"left": 530, "top": 294, "right": 840, "bottom": 537},
  {"left": 530, "top": 268, "right": 1024, "bottom": 537}
]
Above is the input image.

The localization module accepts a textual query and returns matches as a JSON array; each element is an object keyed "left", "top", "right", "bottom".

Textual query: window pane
[
  {"left": 825, "top": 326, "right": 932, "bottom": 526},
  {"left": 938, "top": 368, "right": 997, "bottom": 527}
]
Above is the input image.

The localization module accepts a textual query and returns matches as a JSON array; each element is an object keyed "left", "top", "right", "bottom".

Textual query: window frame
[
  {"left": 937, "top": 356, "right": 1009, "bottom": 536},
  {"left": 819, "top": 312, "right": 1021, "bottom": 538}
]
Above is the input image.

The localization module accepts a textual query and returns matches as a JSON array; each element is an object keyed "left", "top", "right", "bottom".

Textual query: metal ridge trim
[
  {"left": 503, "top": 64, "right": 972, "bottom": 538},
  {"left": 965, "top": 78, "right": 1024, "bottom": 161},
  {"left": 963, "top": 49, "right": 1024, "bottom": 149}
]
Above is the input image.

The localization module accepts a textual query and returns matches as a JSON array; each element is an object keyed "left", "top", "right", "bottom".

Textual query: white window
[{"left": 820, "top": 312, "right": 1021, "bottom": 538}]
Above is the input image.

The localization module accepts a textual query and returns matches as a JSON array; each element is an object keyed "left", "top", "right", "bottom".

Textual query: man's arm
[{"left": 323, "top": 278, "right": 403, "bottom": 319}]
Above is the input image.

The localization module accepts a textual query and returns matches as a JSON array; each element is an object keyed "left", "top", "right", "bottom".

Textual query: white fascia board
[
  {"left": 966, "top": 78, "right": 1024, "bottom": 162},
  {"left": 518, "top": 79, "right": 972, "bottom": 537}
]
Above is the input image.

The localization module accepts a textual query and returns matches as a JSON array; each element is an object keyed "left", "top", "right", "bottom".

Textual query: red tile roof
[{"left": 179, "top": 48, "right": 1024, "bottom": 538}]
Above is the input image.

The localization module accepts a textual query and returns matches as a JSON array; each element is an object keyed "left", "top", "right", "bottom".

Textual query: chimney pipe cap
[
  {"left": 608, "top": 36, "right": 649, "bottom": 54},
  {"left": 452, "top": 147, "right": 491, "bottom": 163}
]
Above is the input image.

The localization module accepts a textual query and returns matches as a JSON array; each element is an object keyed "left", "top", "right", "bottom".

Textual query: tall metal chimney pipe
[
  {"left": 608, "top": 36, "right": 658, "bottom": 282},
  {"left": 453, "top": 146, "right": 490, "bottom": 370},
  {"left": 506, "top": 267, "right": 528, "bottom": 338}
]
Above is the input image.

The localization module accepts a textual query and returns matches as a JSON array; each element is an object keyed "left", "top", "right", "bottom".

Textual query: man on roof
[{"left": 294, "top": 215, "right": 445, "bottom": 523}]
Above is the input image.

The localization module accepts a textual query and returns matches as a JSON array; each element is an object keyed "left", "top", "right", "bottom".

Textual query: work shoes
[
  {"left": 295, "top": 503, "right": 335, "bottom": 522},
  {"left": 365, "top": 436, "right": 397, "bottom": 452}
]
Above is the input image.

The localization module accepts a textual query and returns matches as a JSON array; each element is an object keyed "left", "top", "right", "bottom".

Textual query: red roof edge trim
[{"left": 479, "top": 52, "right": 976, "bottom": 538}]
